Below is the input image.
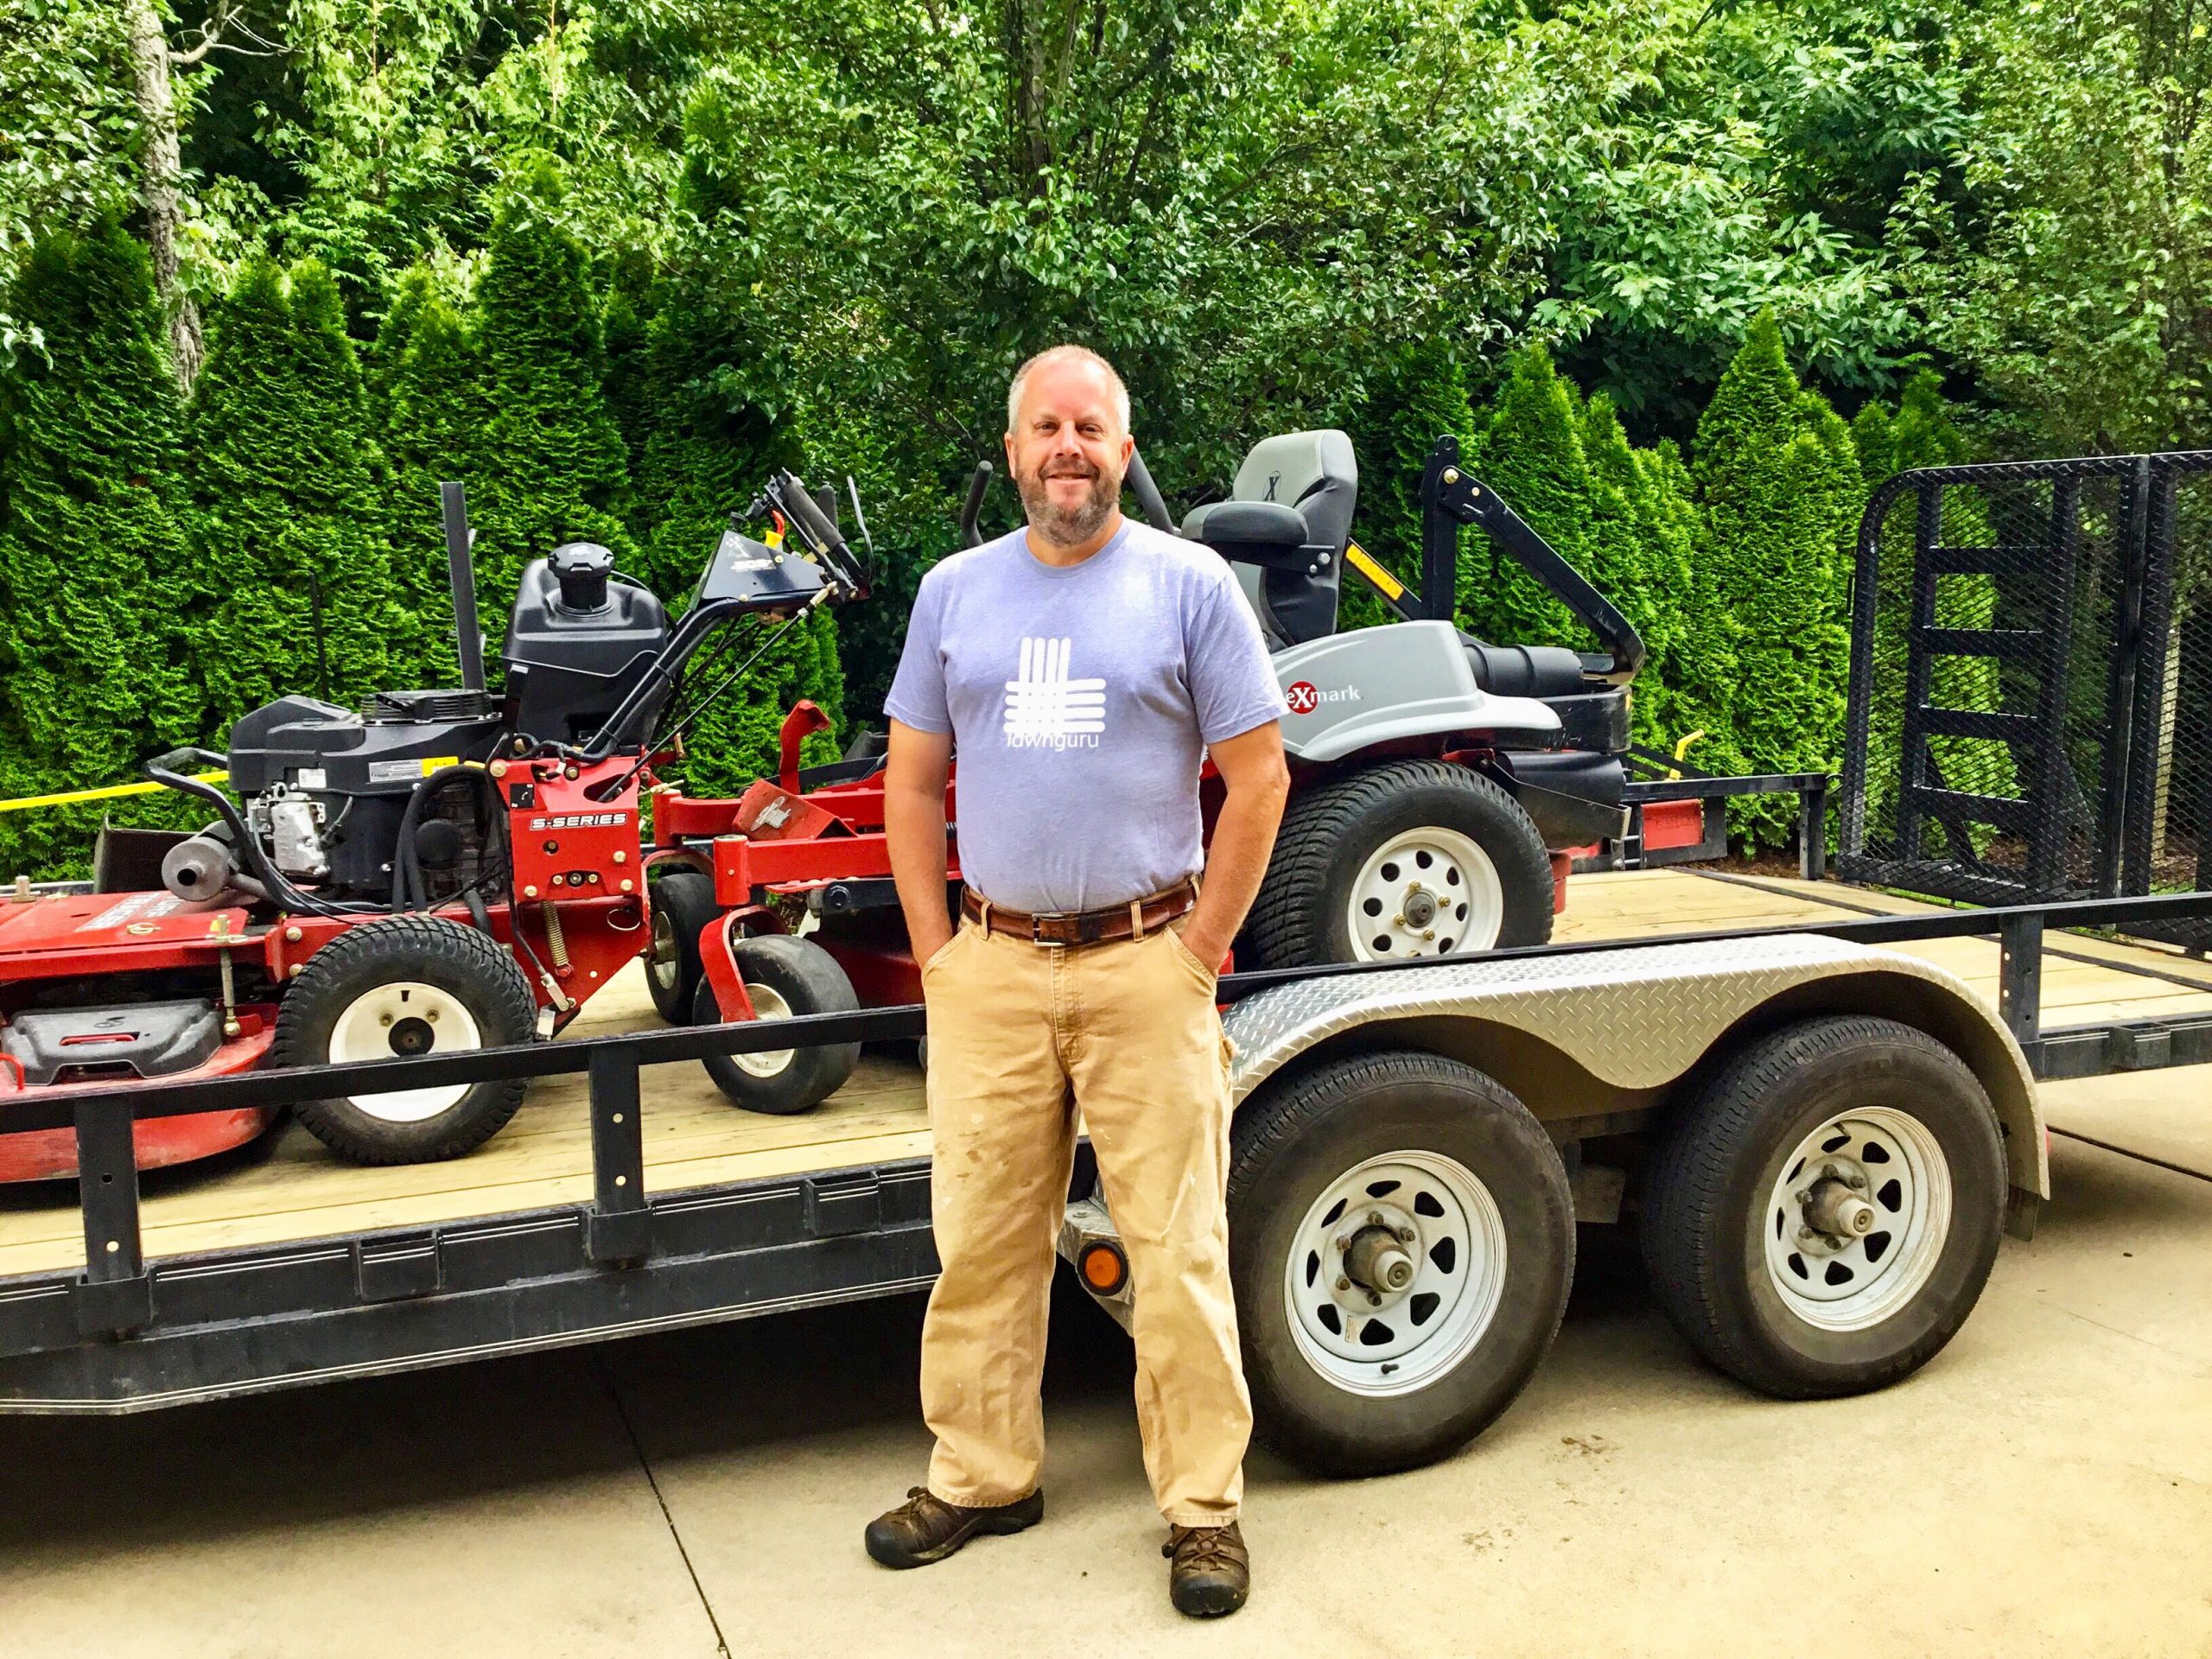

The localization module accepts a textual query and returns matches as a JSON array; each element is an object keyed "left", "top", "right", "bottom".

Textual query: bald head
[{"left": 1007, "top": 345, "right": 1130, "bottom": 436}]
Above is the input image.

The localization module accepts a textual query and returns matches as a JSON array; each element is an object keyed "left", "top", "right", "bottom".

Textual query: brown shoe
[
  {"left": 1164, "top": 1521, "right": 1249, "bottom": 1617},
  {"left": 864, "top": 1485, "right": 1044, "bottom": 1568}
]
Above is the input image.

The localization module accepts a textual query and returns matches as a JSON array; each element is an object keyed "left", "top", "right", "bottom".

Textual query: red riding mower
[{"left": 0, "top": 473, "right": 878, "bottom": 1181}]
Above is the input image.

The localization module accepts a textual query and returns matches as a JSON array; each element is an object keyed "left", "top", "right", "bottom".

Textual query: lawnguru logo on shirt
[{"left": 1003, "top": 636, "right": 1107, "bottom": 750}]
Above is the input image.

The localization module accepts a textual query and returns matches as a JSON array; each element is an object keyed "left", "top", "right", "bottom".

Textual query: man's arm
[
  {"left": 1179, "top": 721, "right": 1290, "bottom": 970},
  {"left": 886, "top": 718, "right": 957, "bottom": 969}
]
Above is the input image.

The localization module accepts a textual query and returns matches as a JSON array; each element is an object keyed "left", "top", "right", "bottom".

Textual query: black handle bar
[{"left": 960, "top": 461, "right": 993, "bottom": 548}]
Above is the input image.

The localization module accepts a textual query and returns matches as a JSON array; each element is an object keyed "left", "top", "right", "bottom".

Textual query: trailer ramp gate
[{"left": 1840, "top": 451, "right": 2212, "bottom": 951}]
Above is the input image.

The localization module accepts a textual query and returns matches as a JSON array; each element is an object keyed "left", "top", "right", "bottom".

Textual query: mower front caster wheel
[
  {"left": 695, "top": 933, "right": 861, "bottom": 1116},
  {"left": 646, "top": 868, "right": 719, "bottom": 1023},
  {"left": 274, "top": 915, "right": 539, "bottom": 1165}
]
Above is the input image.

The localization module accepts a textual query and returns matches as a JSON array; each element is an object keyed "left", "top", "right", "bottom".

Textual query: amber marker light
[{"left": 1077, "top": 1240, "right": 1129, "bottom": 1297}]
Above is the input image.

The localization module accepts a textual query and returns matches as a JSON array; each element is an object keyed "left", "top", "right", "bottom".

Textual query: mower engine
[{"left": 168, "top": 541, "right": 671, "bottom": 908}]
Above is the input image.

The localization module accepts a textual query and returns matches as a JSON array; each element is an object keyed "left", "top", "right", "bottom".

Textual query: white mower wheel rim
[
  {"left": 1284, "top": 1150, "right": 1509, "bottom": 1397},
  {"left": 327, "top": 981, "right": 481, "bottom": 1123},
  {"left": 733, "top": 982, "right": 796, "bottom": 1078},
  {"left": 1763, "top": 1106, "right": 1953, "bottom": 1332},
  {"left": 1347, "top": 827, "right": 1503, "bottom": 961}
]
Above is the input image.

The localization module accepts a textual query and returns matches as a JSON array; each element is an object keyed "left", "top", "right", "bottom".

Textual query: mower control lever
[{"left": 959, "top": 461, "right": 993, "bottom": 548}]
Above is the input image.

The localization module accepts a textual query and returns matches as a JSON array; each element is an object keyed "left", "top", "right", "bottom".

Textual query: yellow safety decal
[
  {"left": 423, "top": 756, "right": 461, "bottom": 775},
  {"left": 0, "top": 772, "right": 228, "bottom": 814},
  {"left": 1344, "top": 541, "right": 1404, "bottom": 601}
]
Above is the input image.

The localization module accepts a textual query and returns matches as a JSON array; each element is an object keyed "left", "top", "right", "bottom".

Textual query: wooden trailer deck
[{"left": 3, "top": 868, "right": 2208, "bottom": 1279}]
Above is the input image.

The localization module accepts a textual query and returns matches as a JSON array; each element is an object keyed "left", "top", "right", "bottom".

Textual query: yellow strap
[{"left": 0, "top": 772, "right": 228, "bottom": 814}]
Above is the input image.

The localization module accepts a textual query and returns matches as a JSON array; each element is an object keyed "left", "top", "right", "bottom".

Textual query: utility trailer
[{"left": 3, "top": 871, "right": 2205, "bottom": 1478}]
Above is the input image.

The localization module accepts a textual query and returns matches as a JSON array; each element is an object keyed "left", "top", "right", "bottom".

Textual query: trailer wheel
[
  {"left": 276, "top": 916, "right": 538, "bottom": 1165},
  {"left": 1243, "top": 760, "right": 1553, "bottom": 969},
  {"left": 695, "top": 933, "right": 861, "bottom": 1116},
  {"left": 1228, "top": 1050, "right": 1573, "bottom": 1476},
  {"left": 1641, "top": 1016, "right": 2007, "bottom": 1399},
  {"left": 645, "top": 868, "right": 718, "bottom": 1023}
]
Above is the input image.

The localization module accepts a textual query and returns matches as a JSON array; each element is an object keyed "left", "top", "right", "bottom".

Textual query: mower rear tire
[
  {"left": 646, "top": 868, "right": 719, "bottom": 1024},
  {"left": 1244, "top": 760, "right": 1553, "bottom": 969},
  {"left": 696, "top": 933, "right": 861, "bottom": 1115},
  {"left": 276, "top": 915, "right": 538, "bottom": 1165}
]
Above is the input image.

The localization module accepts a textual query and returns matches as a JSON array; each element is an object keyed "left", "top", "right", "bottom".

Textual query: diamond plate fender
[{"left": 1222, "top": 934, "right": 2048, "bottom": 1204}]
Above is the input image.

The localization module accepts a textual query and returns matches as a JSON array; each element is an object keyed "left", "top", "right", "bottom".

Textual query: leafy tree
[
  {"left": 0, "top": 224, "right": 200, "bottom": 878},
  {"left": 1694, "top": 311, "right": 1857, "bottom": 845},
  {"left": 378, "top": 265, "right": 493, "bottom": 687},
  {"left": 461, "top": 174, "right": 637, "bottom": 627},
  {"left": 1461, "top": 346, "right": 1590, "bottom": 648},
  {"left": 1581, "top": 391, "right": 1688, "bottom": 746},
  {"left": 189, "top": 255, "right": 402, "bottom": 727}
]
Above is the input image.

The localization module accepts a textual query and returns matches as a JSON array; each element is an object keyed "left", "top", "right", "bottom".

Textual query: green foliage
[
  {"left": 0, "top": 223, "right": 200, "bottom": 877},
  {"left": 461, "top": 176, "right": 637, "bottom": 630},
  {"left": 1580, "top": 392, "right": 1690, "bottom": 747},
  {"left": 1693, "top": 312, "right": 1857, "bottom": 846},
  {"left": 378, "top": 268, "right": 493, "bottom": 686},
  {"left": 189, "top": 256, "right": 403, "bottom": 726},
  {"left": 1461, "top": 347, "right": 1590, "bottom": 647}
]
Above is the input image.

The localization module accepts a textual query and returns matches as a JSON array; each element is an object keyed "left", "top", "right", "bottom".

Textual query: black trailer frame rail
[{"left": 4, "top": 888, "right": 2209, "bottom": 1408}]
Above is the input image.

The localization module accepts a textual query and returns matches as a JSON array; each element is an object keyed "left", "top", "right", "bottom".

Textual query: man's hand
[
  {"left": 1179, "top": 721, "right": 1291, "bottom": 971},
  {"left": 886, "top": 720, "right": 957, "bottom": 969}
]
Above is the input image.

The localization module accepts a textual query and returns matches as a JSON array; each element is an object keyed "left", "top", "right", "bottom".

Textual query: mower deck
[{"left": 3, "top": 868, "right": 2207, "bottom": 1281}]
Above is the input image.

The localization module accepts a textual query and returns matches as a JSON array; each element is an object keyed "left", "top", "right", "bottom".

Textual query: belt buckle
[{"left": 1029, "top": 912, "right": 1052, "bottom": 944}]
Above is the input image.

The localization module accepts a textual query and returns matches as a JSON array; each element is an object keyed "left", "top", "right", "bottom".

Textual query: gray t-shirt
[{"left": 885, "top": 518, "right": 1283, "bottom": 913}]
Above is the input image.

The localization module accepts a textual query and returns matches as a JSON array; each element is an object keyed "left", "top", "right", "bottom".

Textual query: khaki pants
[{"left": 918, "top": 912, "right": 1251, "bottom": 1527}]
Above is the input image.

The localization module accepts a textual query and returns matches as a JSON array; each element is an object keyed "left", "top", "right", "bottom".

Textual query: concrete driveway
[{"left": 3, "top": 1073, "right": 2208, "bottom": 1658}]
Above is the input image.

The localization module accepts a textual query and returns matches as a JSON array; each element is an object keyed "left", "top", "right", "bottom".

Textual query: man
[{"left": 868, "top": 346, "right": 1290, "bottom": 1617}]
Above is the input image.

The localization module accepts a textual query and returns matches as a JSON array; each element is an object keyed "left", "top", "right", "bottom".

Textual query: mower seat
[{"left": 1183, "top": 430, "right": 1358, "bottom": 648}]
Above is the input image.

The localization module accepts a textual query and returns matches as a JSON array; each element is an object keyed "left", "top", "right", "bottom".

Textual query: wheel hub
[
  {"left": 387, "top": 1015, "right": 435, "bottom": 1058},
  {"left": 1764, "top": 1109, "right": 1954, "bottom": 1331},
  {"left": 328, "top": 981, "right": 482, "bottom": 1123},
  {"left": 1347, "top": 829, "right": 1503, "bottom": 961},
  {"left": 1286, "top": 1154, "right": 1509, "bottom": 1395}
]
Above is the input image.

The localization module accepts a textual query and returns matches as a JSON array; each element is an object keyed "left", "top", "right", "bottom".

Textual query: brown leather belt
[{"left": 961, "top": 879, "right": 1198, "bottom": 945}]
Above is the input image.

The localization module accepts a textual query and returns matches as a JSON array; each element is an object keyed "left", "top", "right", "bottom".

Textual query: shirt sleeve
[
  {"left": 1185, "top": 569, "right": 1285, "bottom": 744},
  {"left": 883, "top": 567, "right": 951, "bottom": 734}
]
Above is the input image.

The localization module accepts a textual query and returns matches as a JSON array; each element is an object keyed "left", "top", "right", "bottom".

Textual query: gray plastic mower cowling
[{"left": 1270, "top": 620, "right": 1559, "bottom": 764}]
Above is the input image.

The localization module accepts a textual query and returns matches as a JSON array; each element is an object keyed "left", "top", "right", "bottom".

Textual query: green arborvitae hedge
[
  {"left": 1694, "top": 312, "right": 1856, "bottom": 847},
  {"left": 1342, "top": 340, "right": 1471, "bottom": 629},
  {"left": 463, "top": 183, "right": 638, "bottom": 633},
  {"left": 0, "top": 224, "right": 201, "bottom": 878},
  {"left": 190, "top": 257, "right": 401, "bottom": 729},
  {"left": 378, "top": 270, "right": 493, "bottom": 689},
  {"left": 631, "top": 246, "right": 843, "bottom": 797},
  {"left": 1460, "top": 346, "right": 1586, "bottom": 647},
  {"left": 1580, "top": 391, "right": 1688, "bottom": 747}
]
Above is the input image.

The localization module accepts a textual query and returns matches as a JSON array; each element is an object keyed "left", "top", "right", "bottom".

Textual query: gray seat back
[{"left": 1197, "top": 430, "right": 1358, "bottom": 647}]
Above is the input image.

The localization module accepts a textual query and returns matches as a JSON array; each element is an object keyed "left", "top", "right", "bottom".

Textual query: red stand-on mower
[{"left": 0, "top": 473, "right": 878, "bottom": 1180}]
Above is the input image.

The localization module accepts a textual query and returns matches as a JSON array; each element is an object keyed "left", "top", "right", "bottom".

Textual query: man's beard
[{"left": 1016, "top": 459, "right": 1121, "bottom": 545}]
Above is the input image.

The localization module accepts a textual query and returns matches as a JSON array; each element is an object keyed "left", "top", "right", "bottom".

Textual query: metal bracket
[
  {"left": 354, "top": 1232, "right": 443, "bottom": 1303},
  {"left": 804, "top": 1173, "right": 881, "bottom": 1236}
]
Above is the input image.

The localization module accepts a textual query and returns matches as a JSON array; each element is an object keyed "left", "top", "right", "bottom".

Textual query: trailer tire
[
  {"left": 1243, "top": 760, "right": 1553, "bottom": 969},
  {"left": 1228, "top": 1050, "right": 1573, "bottom": 1477},
  {"left": 1641, "top": 1016, "right": 2006, "bottom": 1399},
  {"left": 645, "top": 868, "right": 718, "bottom": 1023},
  {"left": 696, "top": 933, "right": 861, "bottom": 1115},
  {"left": 276, "top": 915, "right": 538, "bottom": 1165}
]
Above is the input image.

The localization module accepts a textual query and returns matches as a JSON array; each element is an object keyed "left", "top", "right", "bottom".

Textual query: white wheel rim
[
  {"left": 732, "top": 982, "right": 795, "bottom": 1077},
  {"left": 1347, "top": 827, "right": 1503, "bottom": 960},
  {"left": 1763, "top": 1107, "right": 1953, "bottom": 1332},
  {"left": 327, "top": 981, "right": 481, "bottom": 1123},
  {"left": 649, "top": 909, "right": 682, "bottom": 994},
  {"left": 1283, "top": 1150, "right": 1508, "bottom": 1396}
]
